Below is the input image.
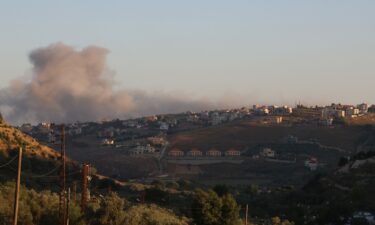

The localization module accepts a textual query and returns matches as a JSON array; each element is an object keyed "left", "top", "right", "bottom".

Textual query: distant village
[{"left": 18, "top": 102, "right": 375, "bottom": 171}]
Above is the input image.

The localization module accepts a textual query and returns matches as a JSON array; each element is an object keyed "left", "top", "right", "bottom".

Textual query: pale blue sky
[{"left": 1, "top": 0, "right": 374, "bottom": 105}]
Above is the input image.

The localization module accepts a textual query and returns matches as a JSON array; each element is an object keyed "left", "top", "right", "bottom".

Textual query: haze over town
[{"left": 1, "top": 1, "right": 375, "bottom": 125}]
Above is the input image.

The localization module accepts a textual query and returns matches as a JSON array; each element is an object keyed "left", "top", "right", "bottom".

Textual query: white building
[
  {"left": 102, "top": 139, "right": 115, "bottom": 146},
  {"left": 345, "top": 107, "right": 359, "bottom": 117},
  {"left": 260, "top": 148, "right": 275, "bottom": 158},
  {"left": 272, "top": 116, "right": 283, "bottom": 124},
  {"left": 211, "top": 112, "right": 226, "bottom": 125},
  {"left": 159, "top": 122, "right": 169, "bottom": 131},
  {"left": 304, "top": 157, "right": 318, "bottom": 171},
  {"left": 336, "top": 110, "right": 346, "bottom": 118},
  {"left": 129, "top": 144, "right": 155, "bottom": 155}
]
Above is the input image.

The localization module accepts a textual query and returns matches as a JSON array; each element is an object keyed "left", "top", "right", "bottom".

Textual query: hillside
[
  {"left": 0, "top": 121, "right": 79, "bottom": 190},
  {"left": 347, "top": 113, "right": 375, "bottom": 125},
  {"left": 160, "top": 121, "right": 375, "bottom": 188},
  {"left": 168, "top": 120, "right": 365, "bottom": 153},
  {"left": 0, "top": 122, "right": 59, "bottom": 160}
]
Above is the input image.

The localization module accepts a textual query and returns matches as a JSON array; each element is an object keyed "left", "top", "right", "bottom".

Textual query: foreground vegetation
[{"left": 0, "top": 182, "right": 190, "bottom": 225}]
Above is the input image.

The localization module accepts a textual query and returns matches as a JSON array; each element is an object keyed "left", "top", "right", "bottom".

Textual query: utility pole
[
  {"left": 59, "top": 124, "right": 67, "bottom": 225},
  {"left": 81, "top": 163, "right": 89, "bottom": 210},
  {"left": 72, "top": 180, "right": 77, "bottom": 202},
  {"left": 66, "top": 188, "right": 70, "bottom": 225},
  {"left": 13, "top": 147, "right": 22, "bottom": 225},
  {"left": 245, "top": 204, "right": 248, "bottom": 225}
]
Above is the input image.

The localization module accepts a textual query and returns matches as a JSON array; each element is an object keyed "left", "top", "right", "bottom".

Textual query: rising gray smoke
[{"left": 0, "top": 43, "right": 227, "bottom": 125}]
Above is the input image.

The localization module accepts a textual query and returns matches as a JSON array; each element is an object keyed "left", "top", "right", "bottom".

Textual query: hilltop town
[
  {"left": 8, "top": 103, "right": 371, "bottom": 181},
  {"left": 18, "top": 102, "right": 375, "bottom": 156}
]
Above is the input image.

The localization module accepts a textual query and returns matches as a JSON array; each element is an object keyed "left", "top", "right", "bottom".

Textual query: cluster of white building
[
  {"left": 322, "top": 103, "right": 373, "bottom": 119},
  {"left": 209, "top": 109, "right": 249, "bottom": 126},
  {"left": 253, "top": 105, "right": 293, "bottom": 116}
]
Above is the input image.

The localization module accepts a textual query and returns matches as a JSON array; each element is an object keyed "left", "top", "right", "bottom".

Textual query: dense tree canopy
[{"left": 192, "top": 189, "right": 241, "bottom": 225}]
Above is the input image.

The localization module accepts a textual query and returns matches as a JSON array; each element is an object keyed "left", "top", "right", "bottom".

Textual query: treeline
[
  {"left": 0, "top": 182, "right": 189, "bottom": 225},
  {"left": 0, "top": 181, "right": 298, "bottom": 225}
]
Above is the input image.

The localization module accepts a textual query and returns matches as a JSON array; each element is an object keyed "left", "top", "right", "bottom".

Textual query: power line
[
  {"left": 26, "top": 166, "right": 60, "bottom": 178},
  {"left": 1, "top": 162, "right": 80, "bottom": 180},
  {"left": 0, "top": 155, "right": 18, "bottom": 168},
  {"left": 25, "top": 169, "right": 81, "bottom": 179}
]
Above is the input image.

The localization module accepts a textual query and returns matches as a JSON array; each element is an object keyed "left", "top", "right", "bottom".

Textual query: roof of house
[
  {"left": 189, "top": 148, "right": 202, "bottom": 152},
  {"left": 207, "top": 148, "right": 221, "bottom": 152}
]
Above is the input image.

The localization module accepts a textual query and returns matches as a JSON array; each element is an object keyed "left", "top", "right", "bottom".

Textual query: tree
[
  {"left": 93, "top": 192, "right": 127, "bottom": 225},
  {"left": 220, "top": 194, "right": 241, "bottom": 225},
  {"left": 192, "top": 189, "right": 222, "bottom": 225},
  {"left": 123, "top": 204, "right": 188, "bottom": 225},
  {"left": 192, "top": 189, "right": 241, "bottom": 225}
]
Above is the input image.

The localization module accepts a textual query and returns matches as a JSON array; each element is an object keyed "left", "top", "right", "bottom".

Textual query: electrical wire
[
  {"left": 0, "top": 155, "right": 18, "bottom": 168},
  {"left": 26, "top": 166, "right": 60, "bottom": 178}
]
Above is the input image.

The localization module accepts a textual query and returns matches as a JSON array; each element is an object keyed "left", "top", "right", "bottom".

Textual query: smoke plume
[{"left": 0, "top": 43, "right": 227, "bottom": 124}]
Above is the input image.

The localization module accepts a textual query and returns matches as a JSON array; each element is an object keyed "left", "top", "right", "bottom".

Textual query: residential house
[
  {"left": 102, "top": 139, "right": 115, "bottom": 146},
  {"left": 345, "top": 107, "right": 359, "bottom": 117},
  {"left": 37, "top": 122, "right": 51, "bottom": 134},
  {"left": 187, "top": 114, "right": 199, "bottom": 122},
  {"left": 260, "top": 148, "right": 275, "bottom": 158},
  {"left": 211, "top": 112, "right": 224, "bottom": 125},
  {"left": 304, "top": 157, "right": 318, "bottom": 171},
  {"left": 206, "top": 148, "right": 222, "bottom": 157},
  {"left": 168, "top": 148, "right": 184, "bottom": 157},
  {"left": 187, "top": 148, "right": 203, "bottom": 157},
  {"left": 336, "top": 110, "right": 346, "bottom": 118},
  {"left": 147, "top": 136, "right": 167, "bottom": 146},
  {"left": 225, "top": 148, "right": 241, "bottom": 156},
  {"left": 159, "top": 122, "right": 169, "bottom": 131},
  {"left": 129, "top": 144, "right": 155, "bottom": 155}
]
